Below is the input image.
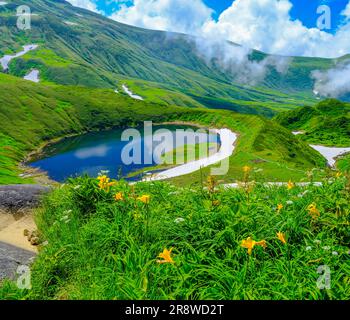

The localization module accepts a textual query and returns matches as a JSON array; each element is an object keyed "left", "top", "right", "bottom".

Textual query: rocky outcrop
[
  {"left": 0, "top": 241, "right": 36, "bottom": 281},
  {"left": 0, "top": 185, "right": 51, "bottom": 213}
]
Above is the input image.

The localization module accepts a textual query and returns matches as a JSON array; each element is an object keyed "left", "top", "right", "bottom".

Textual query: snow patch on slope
[
  {"left": 122, "top": 84, "right": 144, "bottom": 100},
  {"left": 0, "top": 45, "right": 38, "bottom": 71}
]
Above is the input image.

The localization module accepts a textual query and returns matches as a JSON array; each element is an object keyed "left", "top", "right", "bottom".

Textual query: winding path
[{"left": 144, "top": 128, "right": 237, "bottom": 181}]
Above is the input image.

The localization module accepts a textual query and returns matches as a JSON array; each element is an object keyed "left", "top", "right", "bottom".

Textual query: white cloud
[
  {"left": 66, "top": 0, "right": 99, "bottom": 13},
  {"left": 109, "top": 0, "right": 213, "bottom": 34},
  {"left": 202, "top": 0, "right": 350, "bottom": 58},
  {"left": 75, "top": 145, "right": 110, "bottom": 159},
  {"left": 342, "top": 2, "right": 350, "bottom": 19},
  {"left": 312, "top": 61, "right": 350, "bottom": 97},
  {"left": 106, "top": 0, "right": 350, "bottom": 59},
  {"left": 193, "top": 37, "right": 291, "bottom": 85},
  {"left": 108, "top": 0, "right": 293, "bottom": 85}
]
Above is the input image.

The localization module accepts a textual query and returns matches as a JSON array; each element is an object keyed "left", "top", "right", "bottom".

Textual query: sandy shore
[{"left": 0, "top": 210, "right": 37, "bottom": 253}]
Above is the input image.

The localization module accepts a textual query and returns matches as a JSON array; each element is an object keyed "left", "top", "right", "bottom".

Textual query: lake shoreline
[{"left": 20, "top": 122, "right": 228, "bottom": 184}]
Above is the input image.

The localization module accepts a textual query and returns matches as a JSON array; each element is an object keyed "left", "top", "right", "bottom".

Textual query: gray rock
[
  {"left": 0, "top": 185, "right": 51, "bottom": 212},
  {"left": 0, "top": 241, "right": 36, "bottom": 280}
]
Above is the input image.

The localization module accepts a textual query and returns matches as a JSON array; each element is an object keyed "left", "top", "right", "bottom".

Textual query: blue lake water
[{"left": 29, "top": 125, "right": 219, "bottom": 182}]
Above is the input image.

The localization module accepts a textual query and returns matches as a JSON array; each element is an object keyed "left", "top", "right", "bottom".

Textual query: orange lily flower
[
  {"left": 277, "top": 204, "right": 284, "bottom": 213},
  {"left": 241, "top": 237, "right": 267, "bottom": 255},
  {"left": 277, "top": 232, "right": 287, "bottom": 244},
  {"left": 157, "top": 248, "right": 174, "bottom": 264}
]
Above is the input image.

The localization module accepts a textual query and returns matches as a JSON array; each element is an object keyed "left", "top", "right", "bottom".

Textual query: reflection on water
[{"left": 29, "top": 126, "right": 219, "bottom": 182}]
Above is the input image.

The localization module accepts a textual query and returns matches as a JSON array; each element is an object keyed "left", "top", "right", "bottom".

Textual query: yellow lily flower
[
  {"left": 277, "top": 204, "right": 283, "bottom": 213},
  {"left": 287, "top": 180, "right": 295, "bottom": 190},
  {"left": 277, "top": 232, "right": 287, "bottom": 244},
  {"left": 241, "top": 237, "right": 267, "bottom": 255},
  {"left": 97, "top": 175, "right": 115, "bottom": 192},
  {"left": 308, "top": 203, "right": 320, "bottom": 220},
  {"left": 138, "top": 195, "right": 150, "bottom": 204},
  {"left": 114, "top": 192, "right": 124, "bottom": 201},
  {"left": 157, "top": 248, "right": 174, "bottom": 264},
  {"left": 243, "top": 166, "right": 251, "bottom": 173}
]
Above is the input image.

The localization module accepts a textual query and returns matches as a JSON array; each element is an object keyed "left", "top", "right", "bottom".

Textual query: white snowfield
[
  {"left": 144, "top": 128, "right": 237, "bottom": 181},
  {"left": 23, "top": 69, "right": 40, "bottom": 83},
  {"left": 0, "top": 44, "right": 38, "bottom": 71},
  {"left": 291, "top": 131, "right": 350, "bottom": 167},
  {"left": 310, "top": 145, "right": 350, "bottom": 167},
  {"left": 122, "top": 84, "right": 144, "bottom": 100}
]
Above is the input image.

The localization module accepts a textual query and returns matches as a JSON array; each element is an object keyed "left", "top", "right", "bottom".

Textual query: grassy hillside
[
  {"left": 0, "top": 73, "right": 326, "bottom": 185},
  {"left": 1, "top": 0, "right": 349, "bottom": 304},
  {"left": 337, "top": 154, "right": 350, "bottom": 172},
  {"left": 1, "top": 175, "right": 349, "bottom": 300},
  {"left": 0, "top": 0, "right": 334, "bottom": 116},
  {"left": 275, "top": 99, "right": 350, "bottom": 147}
]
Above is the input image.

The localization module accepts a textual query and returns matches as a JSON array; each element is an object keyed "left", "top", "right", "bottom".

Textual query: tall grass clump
[{"left": 1, "top": 171, "right": 349, "bottom": 300}]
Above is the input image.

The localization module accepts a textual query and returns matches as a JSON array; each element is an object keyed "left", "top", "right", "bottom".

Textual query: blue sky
[
  {"left": 202, "top": 0, "right": 348, "bottom": 31},
  {"left": 288, "top": 0, "right": 348, "bottom": 32}
]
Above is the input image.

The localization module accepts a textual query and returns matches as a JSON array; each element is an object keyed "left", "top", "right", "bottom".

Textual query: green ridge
[{"left": 275, "top": 99, "right": 350, "bottom": 147}]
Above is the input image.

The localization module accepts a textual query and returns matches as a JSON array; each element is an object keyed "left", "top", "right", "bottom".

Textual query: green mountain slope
[
  {"left": 275, "top": 99, "right": 350, "bottom": 147},
  {"left": 0, "top": 0, "right": 339, "bottom": 116},
  {"left": 0, "top": 73, "right": 325, "bottom": 184}
]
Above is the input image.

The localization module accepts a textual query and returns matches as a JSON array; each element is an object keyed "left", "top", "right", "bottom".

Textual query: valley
[{"left": 0, "top": 72, "right": 327, "bottom": 185}]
